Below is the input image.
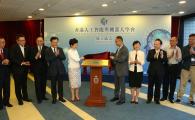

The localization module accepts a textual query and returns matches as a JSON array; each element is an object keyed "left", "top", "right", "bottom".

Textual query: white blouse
[
  {"left": 67, "top": 48, "right": 81, "bottom": 69},
  {"left": 128, "top": 50, "right": 145, "bottom": 72}
]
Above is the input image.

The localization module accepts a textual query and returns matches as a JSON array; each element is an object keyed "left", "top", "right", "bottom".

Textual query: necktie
[
  {"left": 0, "top": 49, "right": 4, "bottom": 60},
  {"left": 116, "top": 48, "right": 120, "bottom": 57},
  {"left": 39, "top": 46, "right": 42, "bottom": 52},
  {"left": 155, "top": 51, "right": 159, "bottom": 59},
  {"left": 54, "top": 48, "right": 56, "bottom": 53},
  {"left": 38, "top": 46, "right": 42, "bottom": 58},
  {"left": 134, "top": 52, "right": 137, "bottom": 72}
]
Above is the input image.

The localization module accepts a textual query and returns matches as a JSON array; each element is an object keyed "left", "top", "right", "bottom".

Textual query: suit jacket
[
  {"left": 181, "top": 45, "right": 192, "bottom": 71},
  {"left": 31, "top": 45, "right": 48, "bottom": 75},
  {"left": 112, "top": 45, "right": 129, "bottom": 77},
  {"left": 147, "top": 49, "right": 167, "bottom": 77},
  {"left": 10, "top": 44, "right": 31, "bottom": 74},
  {"left": 45, "top": 47, "right": 66, "bottom": 77},
  {"left": 0, "top": 48, "right": 10, "bottom": 74}
]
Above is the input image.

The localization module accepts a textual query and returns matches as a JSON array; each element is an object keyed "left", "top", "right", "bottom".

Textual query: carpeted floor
[{"left": 0, "top": 74, "right": 195, "bottom": 120}]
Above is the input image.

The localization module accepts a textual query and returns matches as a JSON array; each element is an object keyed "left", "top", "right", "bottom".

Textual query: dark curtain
[
  {"left": 0, "top": 20, "right": 44, "bottom": 48},
  {"left": 171, "top": 16, "right": 183, "bottom": 47}
]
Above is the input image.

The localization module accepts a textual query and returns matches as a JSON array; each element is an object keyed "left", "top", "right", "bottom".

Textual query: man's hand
[
  {"left": 160, "top": 51, "right": 164, "bottom": 58},
  {"left": 2, "top": 59, "right": 9, "bottom": 65},
  {"left": 35, "top": 52, "right": 41, "bottom": 59},
  {"left": 110, "top": 56, "right": 114, "bottom": 60},
  {"left": 190, "top": 47, "right": 195, "bottom": 55},
  {"left": 80, "top": 56, "right": 85, "bottom": 60},
  {"left": 21, "top": 61, "right": 31, "bottom": 66}
]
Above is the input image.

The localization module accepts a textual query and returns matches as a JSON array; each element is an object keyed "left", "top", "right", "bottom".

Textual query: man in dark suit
[
  {"left": 0, "top": 37, "right": 13, "bottom": 110},
  {"left": 45, "top": 37, "right": 66, "bottom": 104},
  {"left": 10, "top": 34, "right": 32, "bottom": 105},
  {"left": 110, "top": 36, "right": 129, "bottom": 105},
  {"left": 31, "top": 36, "right": 48, "bottom": 104},
  {"left": 146, "top": 39, "right": 167, "bottom": 104}
]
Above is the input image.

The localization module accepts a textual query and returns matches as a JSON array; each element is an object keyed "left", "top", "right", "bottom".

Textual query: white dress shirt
[
  {"left": 19, "top": 45, "right": 25, "bottom": 57},
  {"left": 67, "top": 48, "right": 81, "bottom": 69},
  {"left": 51, "top": 47, "right": 56, "bottom": 53},
  {"left": 129, "top": 50, "right": 145, "bottom": 72},
  {"left": 166, "top": 46, "right": 182, "bottom": 64}
]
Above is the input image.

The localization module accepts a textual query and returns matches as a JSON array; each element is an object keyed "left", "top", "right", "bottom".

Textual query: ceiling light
[
  {"left": 132, "top": 10, "right": 138, "bottom": 13},
  {"left": 178, "top": 1, "right": 186, "bottom": 4},
  {"left": 178, "top": 11, "right": 185, "bottom": 14},
  {"left": 38, "top": 8, "right": 45, "bottom": 11},
  {"left": 74, "top": 13, "right": 80, "bottom": 16},
  {"left": 27, "top": 16, "right": 32, "bottom": 19},
  {"left": 102, "top": 3, "right": 108, "bottom": 7}
]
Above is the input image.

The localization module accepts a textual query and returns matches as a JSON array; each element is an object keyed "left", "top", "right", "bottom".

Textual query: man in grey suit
[
  {"left": 45, "top": 37, "right": 66, "bottom": 104},
  {"left": 110, "top": 36, "right": 129, "bottom": 105}
]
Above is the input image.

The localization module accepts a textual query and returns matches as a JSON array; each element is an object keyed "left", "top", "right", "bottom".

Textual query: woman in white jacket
[
  {"left": 67, "top": 38, "right": 84, "bottom": 102},
  {"left": 129, "top": 41, "right": 145, "bottom": 104}
]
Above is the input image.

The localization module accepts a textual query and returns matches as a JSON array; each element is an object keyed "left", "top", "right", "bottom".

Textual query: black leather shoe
[
  {"left": 155, "top": 101, "right": 160, "bottom": 104},
  {"left": 110, "top": 97, "right": 119, "bottom": 102},
  {"left": 169, "top": 99, "right": 174, "bottom": 103},
  {"left": 4, "top": 103, "right": 13, "bottom": 107},
  {"left": 37, "top": 100, "right": 42, "bottom": 104},
  {"left": 190, "top": 101, "right": 195, "bottom": 105},
  {"left": 43, "top": 97, "right": 49, "bottom": 100},
  {"left": 175, "top": 99, "right": 181, "bottom": 103},
  {"left": 116, "top": 101, "right": 125, "bottom": 105},
  {"left": 23, "top": 98, "right": 32, "bottom": 102},
  {"left": 160, "top": 98, "right": 166, "bottom": 101},
  {"left": 135, "top": 101, "right": 138, "bottom": 104},
  {"left": 59, "top": 98, "right": 66, "bottom": 102},
  {"left": 52, "top": 99, "right": 57, "bottom": 104},
  {"left": 18, "top": 100, "right": 23, "bottom": 105},
  {"left": 130, "top": 101, "right": 135, "bottom": 104},
  {"left": 146, "top": 100, "right": 151, "bottom": 104}
]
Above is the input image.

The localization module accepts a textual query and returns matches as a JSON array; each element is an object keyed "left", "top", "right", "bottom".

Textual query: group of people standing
[
  {"left": 0, "top": 34, "right": 83, "bottom": 110},
  {"left": 0, "top": 33, "right": 195, "bottom": 110},
  {"left": 110, "top": 34, "right": 195, "bottom": 106}
]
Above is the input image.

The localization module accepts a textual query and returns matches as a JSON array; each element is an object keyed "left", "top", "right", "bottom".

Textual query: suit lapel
[{"left": 17, "top": 44, "right": 25, "bottom": 59}]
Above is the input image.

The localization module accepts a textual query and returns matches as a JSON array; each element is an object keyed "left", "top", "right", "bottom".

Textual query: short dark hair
[
  {"left": 0, "top": 36, "right": 4, "bottom": 39},
  {"left": 50, "top": 36, "right": 59, "bottom": 42},
  {"left": 133, "top": 40, "right": 141, "bottom": 46},
  {"left": 116, "top": 36, "right": 123, "bottom": 42},
  {"left": 155, "top": 38, "right": 162, "bottom": 45},
  {"left": 69, "top": 38, "right": 78, "bottom": 46},
  {"left": 189, "top": 34, "right": 195, "bottom": 38},
  {"left": 36, "top": 36, "right": 43, "bottom": 39},
  {"left": 16, "top": 34, "right": 25, "bottom": 40}
]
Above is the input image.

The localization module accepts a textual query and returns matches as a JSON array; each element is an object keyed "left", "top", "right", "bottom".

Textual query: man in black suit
[
  {"left": 0, "top": 37, "right": 13, "bottom": 110},
  {"left": 146, "top": 39, "right": 167, "bottom": 104},
  {"left": 110, "top": 36, "right": 129, "bottom": 105},
  {"left": 31, "top": 36, "right": 48, "bottom": 104},
  {"left": 45, "top": 37, "right": 66, "bottom": 104},
  {"left": 10, "top": 34, "right": 32, "bottom": 105}
]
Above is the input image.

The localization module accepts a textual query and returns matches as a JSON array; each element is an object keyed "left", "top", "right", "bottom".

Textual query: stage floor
[{"left": 0, "top": 74, "right": 195, "bottom": 120}]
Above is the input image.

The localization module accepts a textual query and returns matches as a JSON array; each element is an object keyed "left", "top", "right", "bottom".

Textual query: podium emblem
[{"left": 93, "top": 75, "right": 99, "bottom": 84}]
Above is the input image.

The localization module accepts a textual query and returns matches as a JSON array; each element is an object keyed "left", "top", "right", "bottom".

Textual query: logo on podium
[{"left": 93, "top": 75, "right": 99, "bottom": 84}]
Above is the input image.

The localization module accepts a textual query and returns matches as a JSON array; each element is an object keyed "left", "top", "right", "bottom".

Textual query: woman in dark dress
[{"left": 129, "top": 41, "right": 145, "bottom": 104}]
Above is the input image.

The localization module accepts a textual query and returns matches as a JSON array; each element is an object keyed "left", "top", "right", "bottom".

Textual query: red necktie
[{"left": 0, "top": 49, "right": 4, "bottom": 60}]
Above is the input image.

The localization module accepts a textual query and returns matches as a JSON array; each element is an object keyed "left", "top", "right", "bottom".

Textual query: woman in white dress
[{"left": 67, "top": 38, "right": 84, "bottom": 102}]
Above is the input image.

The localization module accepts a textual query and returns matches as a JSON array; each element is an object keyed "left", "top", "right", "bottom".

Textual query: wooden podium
[{"left": 82, "top": 59, "right": 110, "bottom": 107}]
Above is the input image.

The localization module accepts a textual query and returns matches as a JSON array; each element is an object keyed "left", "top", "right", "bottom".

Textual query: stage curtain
[{"left": 0, "top": 20, "right": 44, "bottom": 48}]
